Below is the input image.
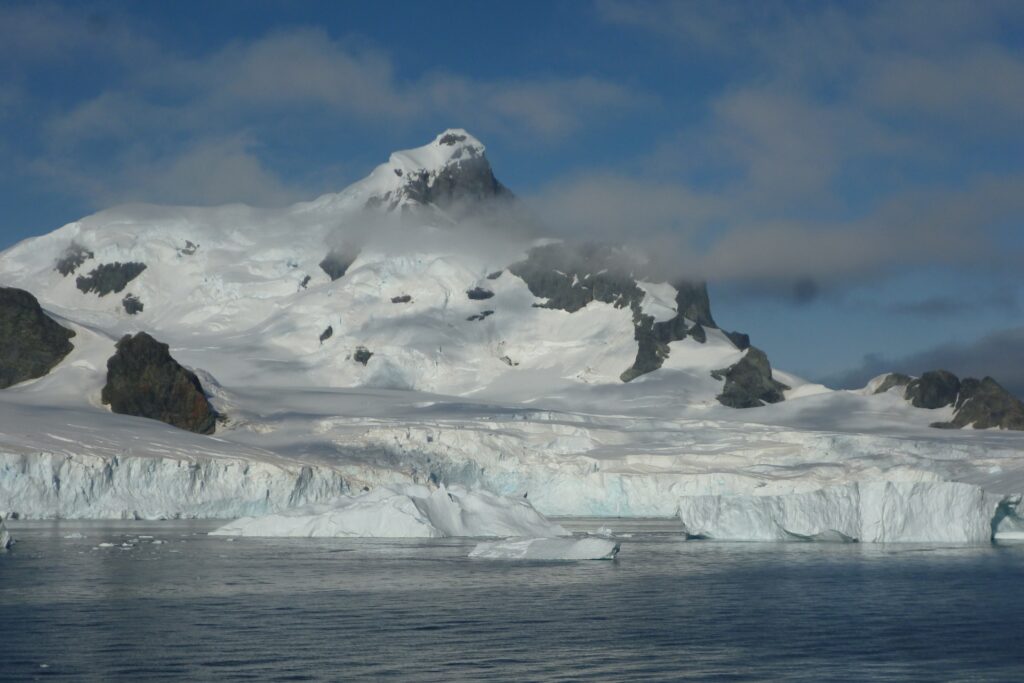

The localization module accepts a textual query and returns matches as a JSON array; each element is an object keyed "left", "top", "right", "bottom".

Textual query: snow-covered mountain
[{"left": 2, "top": 129, "right": 1024, "bottom": 543}]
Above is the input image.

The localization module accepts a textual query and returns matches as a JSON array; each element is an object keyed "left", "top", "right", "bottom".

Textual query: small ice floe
[
  {"left": 63, "top": 532, "right": 86, "bottom": 540},
  {"left": 151, "top": 539, "right": 165, "bottom": 545},
  {"left": 1, "top": 518, "right": 12, "bottom": 551},
  {"left": 591, "top": 526, "right": 615, "bottom": 537},
  {"left": 469, "top": 537, "right": 620, "bottom": 561},
  {"left": 97, "top": 542, "right": 115, "bottom": 548}
]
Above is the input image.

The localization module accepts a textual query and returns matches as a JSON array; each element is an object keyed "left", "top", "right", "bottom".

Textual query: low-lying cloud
[{"left": 824, "top": 327, "right": 1024, "bottom": 398}]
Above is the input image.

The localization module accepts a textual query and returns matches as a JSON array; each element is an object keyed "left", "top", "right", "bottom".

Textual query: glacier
[
  {"left": 676, "top": 481, "right": 1015, "bottom": 544},
  {"left": 210, "top": 484, "right": 567, "bottom": 538},
  {"left": 1, "top": 517, "right": 11, "bottom": 550},
  {"left": 2, "top": 129, "right": 1024, "bottom": 544}
]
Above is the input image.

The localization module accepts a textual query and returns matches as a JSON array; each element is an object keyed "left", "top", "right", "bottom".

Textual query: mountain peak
[{"left": 304, "top": 129, "right": 509, "bottom": 217}]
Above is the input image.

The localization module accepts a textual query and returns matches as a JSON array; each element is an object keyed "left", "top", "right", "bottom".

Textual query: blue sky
[{"left": 2, "top": 0, "right": 1023, "bottom": 391}]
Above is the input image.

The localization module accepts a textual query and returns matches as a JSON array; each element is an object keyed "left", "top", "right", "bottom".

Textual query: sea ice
[
  {"left": 210, "top": 484, "right": 567, "bottom": 538},
  {"left": 469, "top": 537, "right": 620, "bottom": 560}
]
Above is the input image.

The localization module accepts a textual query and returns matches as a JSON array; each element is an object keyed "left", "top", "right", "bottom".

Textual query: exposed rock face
[
  {"left": 122, "top": 294, "right": 144, "bottom": 315},
  {"left": 319, "top": 326, "right": 333, "bottom": 343},
  {"left": 319, "top": 250, "right": 357, "bottom": 281},
  {"left": 353, "top": 346, "right": 373, "bottom": 365},
  {"left": 873, "top": 372, "right": 912, "bottom": 395},
  {"left": 76, "top": 262, "right": 147, "bottom": 296},
  {"left": 55, "top": 242, "right": 94, "bottom": 276},
  {"left": 712, "top": 347, "right": 790, "bottom": 409},
  {"left": 391, "top": 294, "right": 412, "bottom": 304},
  {"left": 368, "top": 136, "right": 512, "bottom": 214},
  {"left": 0, "top": 287, "right": 75, "bottom": 389},
  {"left": 906, "top": 370, "right": 961, "bottom": 409},
  {"left": 467, "top": 310, "right": 494, "bottom": 322},
  {"left": 178, "top": 240, "right": 198, "bottom": 256},
  {"left": 101, "top": 332, "right": 216, "bottom": 434},
  {"left": 621, "top": 283, "right": 717, "bottom": 382},
  {"left": 935, "top": 377, "right": 1024, "bottom": 430},
  {"left": 725, "top": 330, "right": 750, "bottom": 351},
  {"left": 466, "top": 287, "right": 494, "bottom": 300},
  {"left": 509, "top": 243, "right": 760, "bottom": 384},
  {"left": 673, "top": 281, "right": 716, "bottom": 328},
  {"left": 509, "top": 243, "right": 644, "bottom": 313}
]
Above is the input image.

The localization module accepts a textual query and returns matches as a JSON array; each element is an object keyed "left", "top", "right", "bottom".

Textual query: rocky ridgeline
[
  {"left": 0, "top": 287, "right": 75, "bottom": 389},
  {"left": 875, "top": 370, "right": 1024, "bottom": 430},
  {"left": 101, "top": 332, "right": 217, "bottom": 434},
  {"left": 508, "top": 242, "right": 777, "bottom": 407}
]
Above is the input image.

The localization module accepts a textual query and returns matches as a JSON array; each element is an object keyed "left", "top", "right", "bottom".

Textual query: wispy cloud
[{"left": 12, "top": 8, "right": 644, "bottom": 210}]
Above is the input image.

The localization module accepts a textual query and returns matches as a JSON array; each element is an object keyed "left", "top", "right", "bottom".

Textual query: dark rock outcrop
[
  {"left": 300, "top": 275, "right": 311, "bottom": 289},
  {"left": 319, "top": 251, "right": 357, "bottom": 281},
  {"left": 711, "top": 347, "right": 790, "bottom": 409},
  {"left": 122, "top": 294, "right": 144, "bottom": 315},
  {"left": 353, "top": 346, "right": 373, "bottom": 365},
  {"left": 466, "top": 287, "right": 494, "bottom": 300},
  {"left": 510, "top": 242, "right": 762, "bottom": 384},
  {"left": 937, "top": 377, "right": 1024, "bottom": 430},
  {"left": 620, "top": 283, "right": 715, "bottom": 382},
  {"left": 76, "top": 262, "right": 147, "bottom": 296},
  {"left": 391, "top": 294, "right": 412, "bottom": 304},
  {"left": 178, "top": 240, "right": 198, "bottom": 256},
  {"left": 509, "top": 243, "right": 644, "bottom": 313},
  {"left": 725, "top": 330, "right": 751, "bottom": 351},
  {"left": 101, "top": 332, "right": 216, "bottom": 434},
  {"left": 467, "top": 310, "right": 494, "bottom": 322},
  {"left": 319, "top": 326, "right": 333, "bottom": 343},
  {"left": 486, "top": 271, "right": 503, "bottom": 280},
  {"left": 905, "top": 370, "right": 960, "bottom": 409},
  {"left": 0, "top": 287, "right": 76, "bottom": 389},
  {"left": 673, "top": 281, "right": 716, "bottom": 328},
  {"left": 873, "top": 372, "right": 912, "bottom": 395},
  {"left": 55, "top": 243, "right": 94, "bottom": 276}
]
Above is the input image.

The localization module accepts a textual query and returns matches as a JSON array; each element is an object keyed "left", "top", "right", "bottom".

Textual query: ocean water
[{"left": 2, "top": 519, "right": 1023, "bottom": 682}]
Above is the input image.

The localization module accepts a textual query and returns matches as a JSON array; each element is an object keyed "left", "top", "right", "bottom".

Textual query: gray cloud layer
[{"left": 825, "top": 327, "right": 1024, "bottom": 398}]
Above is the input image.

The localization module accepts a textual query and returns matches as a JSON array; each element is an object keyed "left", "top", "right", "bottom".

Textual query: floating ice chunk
[
  {"left": 592, "top": 526, "right": 615, "bottom": 537},
  {"left": 0, "top": 519, "right": 12, "bottom": 551},
  {"left": 63, "top": 532, "right": 86, "bottom": 539},
  {"left": 993, "top": 496, "right": 1024, "bottom": 541},
  {"left": 470, "top": 537, "right": 620, "bottom": 561},
  {"left": 210, "top": 484, "right": 568, "bottom": 538},
  {"left": 677, "top": 481, "right": 1008, "bottom": 544}
]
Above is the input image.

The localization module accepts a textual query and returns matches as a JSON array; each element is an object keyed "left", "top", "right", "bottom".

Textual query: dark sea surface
[{"left": 1, "top": 519, "right": 1023, "bottom": 682}]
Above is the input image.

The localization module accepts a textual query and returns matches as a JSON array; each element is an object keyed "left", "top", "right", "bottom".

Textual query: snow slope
[{"left": 2, "top": 129, "right": 1024, "bottom": 542}]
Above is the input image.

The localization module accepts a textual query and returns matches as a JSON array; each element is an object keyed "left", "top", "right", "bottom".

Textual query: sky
[{"left": 1, "top": 0, "right": 1023, "bottom": 392}]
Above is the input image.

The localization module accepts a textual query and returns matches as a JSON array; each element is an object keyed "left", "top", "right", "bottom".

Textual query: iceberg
[
  {"left": 210, "top": 484, "right": 567, "bottom": 538},
  {"left": 469, "top": 537, "right": 620, "bottom": 560},
  {"left": 677, "top": 481, "right": 1008, "bottom": 544},
  {"left": 1, "top": 518, "right": 11, "bottom": 551}
]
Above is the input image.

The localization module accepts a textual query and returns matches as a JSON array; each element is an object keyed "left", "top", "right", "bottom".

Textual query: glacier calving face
[
  {"left": 0, "top": 518, "right": 11, "bottom": 550},
  {"left": 210, "top": 484, "right": 567, "bottom": 538},
  {"left": 0, "top": 452, "right": 357, "bottom": 520},
  {"left": 677, "top": 481, "right": 1009, "bottom": 544}
]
